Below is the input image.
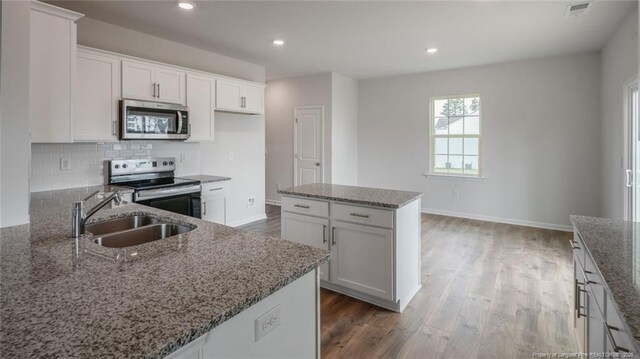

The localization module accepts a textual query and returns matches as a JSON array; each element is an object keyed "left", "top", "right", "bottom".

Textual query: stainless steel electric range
[{"left": 108, "top": 157, "right": 201, "bottom": 218}]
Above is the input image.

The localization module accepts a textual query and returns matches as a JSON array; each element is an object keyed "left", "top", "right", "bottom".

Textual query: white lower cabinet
[
  {"left": 281, "top": 195, "right": 421, "bottom": 312},
  {"left": 331, "top": 221, "right": 393, "bottom": 301},
  {"left": 282, "top": 212, "right": 329, "bottom": 281},
  {"left": 201, "top": 182, "right": 228, "bottom": 225},
  {"left": 166, "top": 270, "right": 319, "bottom": 359}
]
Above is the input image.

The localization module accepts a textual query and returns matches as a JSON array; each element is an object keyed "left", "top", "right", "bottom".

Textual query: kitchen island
[
  {"left": 1, "top": 187, "right": 328, "bottom": 358},
  {"left": 279, "top": 183, "right": 422, "bottom": 312}
]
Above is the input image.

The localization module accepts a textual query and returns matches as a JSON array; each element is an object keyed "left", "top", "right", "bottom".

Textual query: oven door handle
[
  {"left": 177, "top": 111, "right": 183, "bottom": 134},
  {"left": 134, "top": 185, "right": 201, "bottom": 201}
]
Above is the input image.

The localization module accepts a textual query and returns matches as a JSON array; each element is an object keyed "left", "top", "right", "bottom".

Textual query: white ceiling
[{"left": 50, "top": 0, "right": 637, "bottom": 81}]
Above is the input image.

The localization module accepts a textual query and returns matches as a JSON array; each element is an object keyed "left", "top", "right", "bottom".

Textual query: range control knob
[
  {"left": 163, "top": 161, "right": 168, "bottom": 166},
  {"left": 168, "top": 161, "right": 174, "bottom": 165},
  {"left": 122, "top": 164, "right": 128, "bottom": 168},
  {"left": 114, "top": 164, "right": 120, "bottom": 169}
]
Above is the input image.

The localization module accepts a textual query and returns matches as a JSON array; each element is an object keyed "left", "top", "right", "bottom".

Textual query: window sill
[{"left": 422, "top": 173, "right": 487, "bottom": 181}]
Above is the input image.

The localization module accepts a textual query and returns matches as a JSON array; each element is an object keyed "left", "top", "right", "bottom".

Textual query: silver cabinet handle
[
  {"left": 331, "top": 227, "right": 336, "bottom": 246},
  {"left": 112, "top": 121, "right": 117, "bottom": 136},
  {"left": 208, "top": 187, "right": 223, "bottom": 192},
  {"left": 626, "top": 169, "right": 633, "bottom": 187},
  {"left": 583, "top": 269, "right": 599, "bottom": 285},
  {"left": 203, "top": 201, "right": 207, "bottom": 215},
  {"left": 322, "top": 225, "right": 327, "bottom": 244},
  {"left": 350, "top": 213, "right": 370, "bottom": 218},
  {"left": 605, "top": 324, "right": 630, "bottom": 352},
  {"left": 157, "top": 83, "right": 160, "bottom": 98},
  {"left": 294, "top": 204, "right": 310, "bottom": 209},
  {"left": 576, "top": 280, "right": 587, "bottom": 318},
  {"left": 188, "top": 123, "right": 192, "bottom": 136},
  {"left": 152, "top": 83, "right": 156, "bottom": 98},
  {"left": 569, "top": 239, "right": 580, "bottom": 250}
]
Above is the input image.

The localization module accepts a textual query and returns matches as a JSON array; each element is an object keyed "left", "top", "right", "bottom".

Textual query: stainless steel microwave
[{"left": 120, "top": 99, "right": 190, "bottom": 140}]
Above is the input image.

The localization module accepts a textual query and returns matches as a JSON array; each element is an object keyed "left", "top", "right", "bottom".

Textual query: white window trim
[{"left": 428, "top": 94, "right": 484, "bottom": 179}]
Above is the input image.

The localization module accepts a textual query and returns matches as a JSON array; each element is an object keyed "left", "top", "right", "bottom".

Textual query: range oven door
[
  {"left": 121, "top": 99, "right": 190, "bottom": 140},
  {"left": 134, "top": 185, "right": 201, "bottom": 218}
]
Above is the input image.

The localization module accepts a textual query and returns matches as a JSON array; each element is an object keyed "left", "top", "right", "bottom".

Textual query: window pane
[
  {"left": 464, "top": 138, "right": 479, "bottom": 155},
  {"left": 464, "top": 116, "right": 480, "bottom": 134},
  {"left": 464, "top": 97, "right": 480, "bottom": 116},
  {"left": 434, "top": 138, "right": 447, "bottom": 154},
  {"left": 463, "top": 155, "right": 479, "bottom": 175},
  {"left": 433, "top": 100, "right": 448, "bottom": 117},
  {"left": 434, "top": 155, "right": 448, "bottom": 172},
  {"left": 447, "top": 98, "right": 464, "bottom": 116},
  {"left": 449, "top": 155, "right": 463, "bottom": 170},
  {"left": 434, "top": 117, "right": 448, "bottom": 134},
  {"left": 449, "top": 137, "right": 463, "bottom": 155},
  {"left": 448, "top": 117, "right": 463, "bottom": 135}
]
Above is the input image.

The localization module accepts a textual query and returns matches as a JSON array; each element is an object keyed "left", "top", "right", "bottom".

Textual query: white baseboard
[
  {"left": 265, "top": 199, "right": 281, "bottom": 206},
  {"left": 228, "top": 214, "right": 268, "bottom": 227},
  {"left": 421, "top": 207, "right": 572, "bottom": 232}
]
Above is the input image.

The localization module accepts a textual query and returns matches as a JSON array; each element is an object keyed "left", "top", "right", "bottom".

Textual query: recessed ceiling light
[
  {"left": 426, "top": 48, "right": 438, "bottom": 54},
  {"left": 272, "top": 39, "right": 285, "bottom": 46},
  {"left": 178, "top": 2, "right": 194, "bottom": 10}
]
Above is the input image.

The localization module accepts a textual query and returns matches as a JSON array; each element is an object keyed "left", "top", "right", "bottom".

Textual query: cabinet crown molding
[{"left": 31, "top": 1, "right": 84, "bottom": 21}]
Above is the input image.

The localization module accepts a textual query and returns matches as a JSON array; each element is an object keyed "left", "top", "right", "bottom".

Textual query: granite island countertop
[
  {"left": 570, "top": 215, "right": 640, "bottom": 345},
  {"left": 1, "top": 189, "right": 328, "bottom": 358},
  {"left": 278, "top": 183, "right": 423, "bottom": 209}
]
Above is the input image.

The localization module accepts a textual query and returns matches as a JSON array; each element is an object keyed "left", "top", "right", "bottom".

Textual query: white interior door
[
  {"left": 294, "top": 106, "right": 323, "bottom": 186},
  {"left": 625, "top": 80, "right": 639, "bottom": 221}
]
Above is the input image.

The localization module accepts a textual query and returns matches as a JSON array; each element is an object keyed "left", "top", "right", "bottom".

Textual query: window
[{"left": 429, "top": 95, "right": 482, "bottom": 177}]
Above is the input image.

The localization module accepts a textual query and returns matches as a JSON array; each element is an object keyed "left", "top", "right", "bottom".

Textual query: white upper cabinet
[
  {"left": 75, "top": 48, "right": 120, "bottom": 142},
  {"left": 122, "top": 60, "right": 186, "bottom": 105},
  {"left": 29, "top": 1, "right": 83, "bottom": 143},
  {"left": 216, "top": 79, "right": 264, "bottom": 115},
  {"left": 186, "top": 73, "right": 215, "bottom": 142}
]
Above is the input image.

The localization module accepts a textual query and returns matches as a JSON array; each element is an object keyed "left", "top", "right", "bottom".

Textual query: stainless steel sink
[
  {"left": 86, "top": 215, "right": 161, "bottom": 235},
  {"left": 92, "top": 223, "right": 193, "bottom": 248}
]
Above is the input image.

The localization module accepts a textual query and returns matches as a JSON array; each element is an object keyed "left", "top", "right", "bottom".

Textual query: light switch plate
[
  {"left": 255, "top": 305, "right": 280, "bottom": 341},
  {"left": 60, "top": 158, "right": 71, "bottom": 171}
]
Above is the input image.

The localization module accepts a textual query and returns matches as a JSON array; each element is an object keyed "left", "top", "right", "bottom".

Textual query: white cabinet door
[
  {"left": 186, "top": 73, "right": 215, "bottom": 142},
  {"left": 122, "top": 60, "right": 155, "bottom": 101},
  {"left": 216, "top": 79, "right": 243, "bottom": 111},
  {"left": 203, "top": 194, "right": 227, "bottom": 225},
  {"left": 331, "top": 221, "right": 393, "bottom": 301},
  {"left": 75, "top": 49, "right": 120, "bottom": 142},
  {"left": 242, "top": 84, "right": 264, "bottom": 115},
  {"left": 30, "top": 3, "right": 82, "bottom": 143},
  {"left": 282, "top": 212, "right": 330, "bottom": 281},
  {"left": 155, "top": 66, "right": 186, "bottom": 105}
]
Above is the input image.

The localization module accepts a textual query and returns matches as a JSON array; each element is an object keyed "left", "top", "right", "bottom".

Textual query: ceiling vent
[{"left": 565, "top": 2, "right": 591, "bottom": 18}]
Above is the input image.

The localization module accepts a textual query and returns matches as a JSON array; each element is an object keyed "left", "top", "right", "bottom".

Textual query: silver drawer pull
[
  {"left": 294, "top": 204, "right": 310, "bottom": 209},
  {"left": 583, "top": 270, "right": 599, "bottom": 285},
  {"left": 350, "top": 213, "right": 370, "bottom": 218},
  {"left": 322, "top": 225, "right": 327, "bottom": 244},
  {"left": 605, "top": 324, "right": 631, "bottom": 352},
  {"left": 568, "top": 239, "right": 580, "bottom": 250},
  {"left": 208, "top": 188, "right": 223, "bottom": 191}
]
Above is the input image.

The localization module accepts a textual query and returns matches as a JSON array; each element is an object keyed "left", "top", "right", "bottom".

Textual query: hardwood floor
[{"left": 240, "top": 205, "right": 577, "bottom": 358}]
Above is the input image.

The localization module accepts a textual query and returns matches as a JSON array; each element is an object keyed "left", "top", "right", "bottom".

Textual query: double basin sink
[{"left": 86, "top": 215, "right": 194, "bottom": 248}]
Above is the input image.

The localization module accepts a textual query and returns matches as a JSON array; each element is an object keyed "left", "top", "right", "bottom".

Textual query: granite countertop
[
  {"left": 178, "top": 175, "right": 232, "bottom": 184},
  {"left": 278, "top": 183, "right": 423, "bottom": 209},
  {"left": 570, "top": 215, "right": 640, "bottom": 344},
  {"left": 2, "top": 191, "right": 328, "bottom": 358}
]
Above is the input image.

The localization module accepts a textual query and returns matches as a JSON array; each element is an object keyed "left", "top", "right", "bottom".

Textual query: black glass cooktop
[{"left": 117, "top": 177, "right": 200, "bottom": 191}]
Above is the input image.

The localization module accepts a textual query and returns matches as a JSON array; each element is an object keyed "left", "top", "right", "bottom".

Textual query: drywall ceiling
[{"left": 49, "top": 1, "right": 637, "bottom": 81}]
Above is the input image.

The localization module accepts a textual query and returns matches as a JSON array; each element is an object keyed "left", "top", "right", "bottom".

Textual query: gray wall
[
  {"left": 600, "top": 8, "right": 639, "bottom": 220},
  {"left": 331, "top": 73, "right": 358, "bottom": 185},
  {"left": 1, "top": 1, "right": 31, "bottom": 227},
  {"left": 358, "top": 52, "right": 602, "bottom": 230},
  {"left": 265, "top": 73, "right": 333, "bottom": 202}
]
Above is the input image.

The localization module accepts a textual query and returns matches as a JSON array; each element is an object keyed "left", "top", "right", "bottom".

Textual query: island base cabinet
[
  {"left": 331, "top": 222, "right": 394, "bottom": 302},
  {"left": 282, "top": 212, "right": 329, "bottom": 281},
  {"left": 166, "top": 270, "right": 319, "bottom": 359}
]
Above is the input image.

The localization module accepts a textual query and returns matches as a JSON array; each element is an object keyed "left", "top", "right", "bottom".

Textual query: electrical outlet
[
  {"left": 255, "top": 305, "right": 281, "bottom": 341},
  {"left": 452, "top": 190, "right": 460, "bottom": 199},
  {"left": 248, "top": 197, "right": 255, "bottom": 208},
  {"left": 60, "top": 158, "right": 71, "bottom": 171},
  {"left": 180, "top": 153, "right": 187, "bottom": 163},
  {"left": 228, "top": 152, "right": 234, "bottom": 160}
]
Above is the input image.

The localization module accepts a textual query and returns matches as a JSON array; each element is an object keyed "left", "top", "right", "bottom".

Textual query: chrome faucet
[{"left": 72, "top": 190, "right": 123, "bottom": 238}]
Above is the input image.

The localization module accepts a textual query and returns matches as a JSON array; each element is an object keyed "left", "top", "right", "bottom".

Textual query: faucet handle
[{"left": 114, "top": 192, "right": 124, "bottom": 205}]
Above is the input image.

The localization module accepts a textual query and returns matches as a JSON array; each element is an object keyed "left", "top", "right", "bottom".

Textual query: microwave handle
[{"left": 177, "top": 111, "right": 183, "bottom": 134}]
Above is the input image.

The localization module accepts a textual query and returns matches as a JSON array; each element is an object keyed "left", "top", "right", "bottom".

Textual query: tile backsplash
[{"left": 31, "top": 142, "right": 201, "bottom": 192}]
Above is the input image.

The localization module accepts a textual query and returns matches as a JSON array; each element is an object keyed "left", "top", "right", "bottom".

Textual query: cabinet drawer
[
  {"left": 282, "top": 196, "right": 329, "bottom": 218},
  {"left": 202, "top": 182, "right": 227, "bottom": 193},
  {"left": 333, "top": 203, "right": 394, "bottom": 229},
  {"left": 605, "top": 298, "right": 637, "bottom": 353}
]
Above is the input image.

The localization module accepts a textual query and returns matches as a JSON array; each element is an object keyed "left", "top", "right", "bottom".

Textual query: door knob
[{"left": 315, "top": 162, "right": 320, "bottom": 166}]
